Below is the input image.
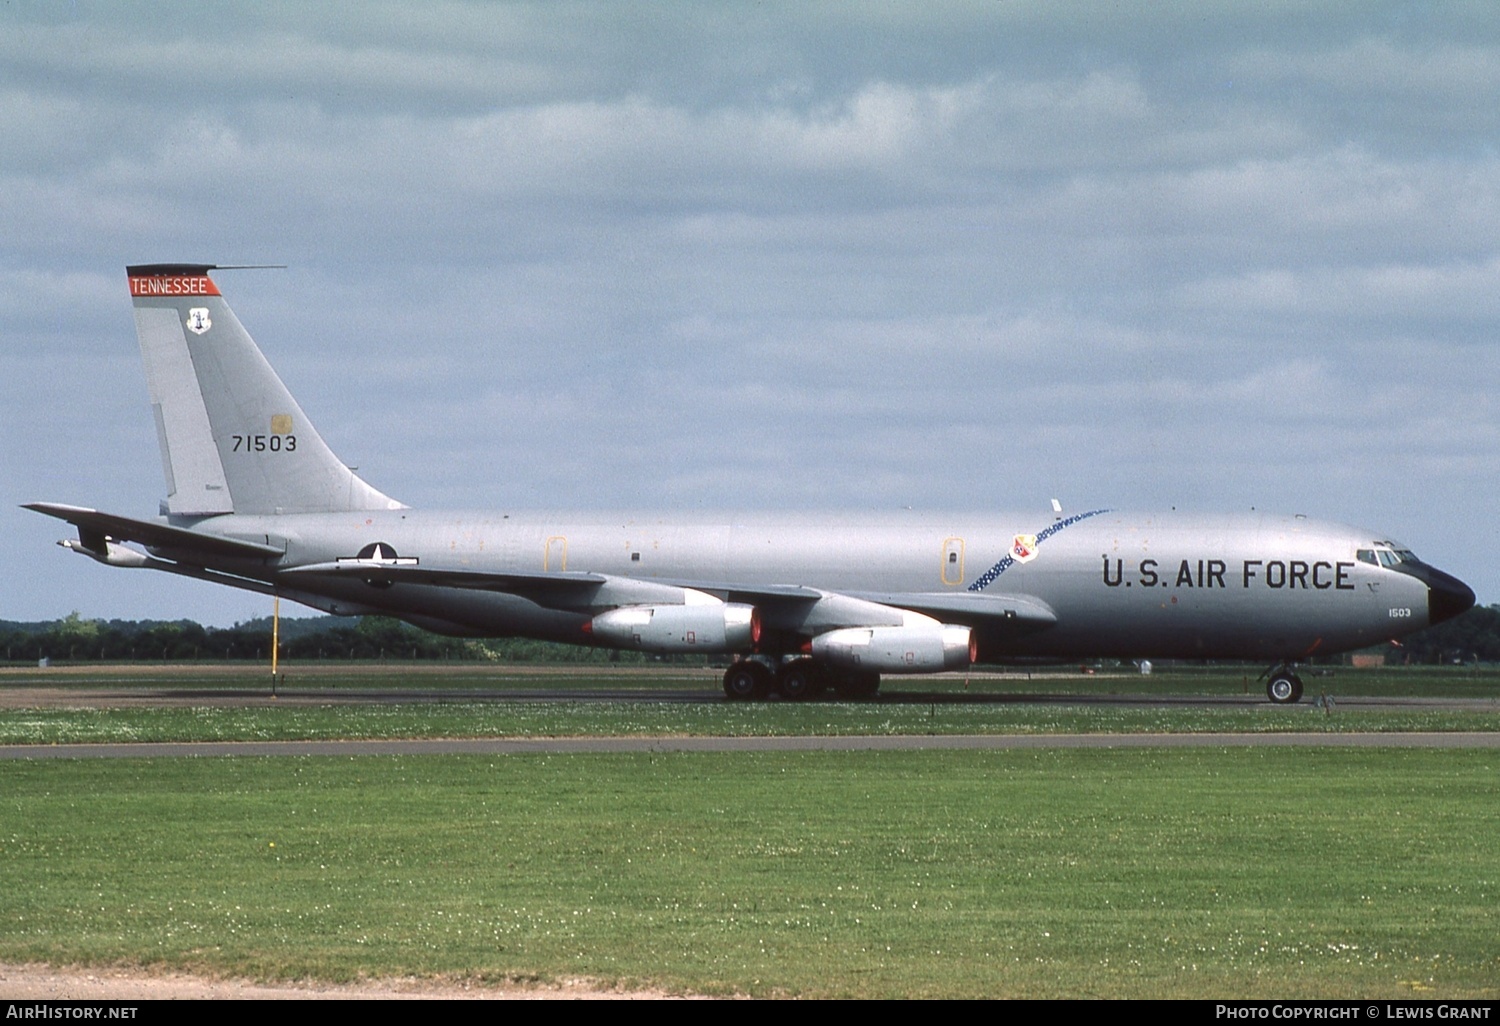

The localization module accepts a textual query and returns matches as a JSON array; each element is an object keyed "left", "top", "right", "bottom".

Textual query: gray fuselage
[{"left": 178, "top": 506, "right": 1458, "bottom": 664}]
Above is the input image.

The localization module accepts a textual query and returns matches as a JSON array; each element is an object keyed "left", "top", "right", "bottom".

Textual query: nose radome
[{"left": 1426, "top": 567, "right": 1476, "bottom": 626}]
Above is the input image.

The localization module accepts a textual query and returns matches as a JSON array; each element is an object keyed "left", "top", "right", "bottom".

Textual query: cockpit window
[{"left": 1365, "top": 545, "right": 1421, "bottom": 568}]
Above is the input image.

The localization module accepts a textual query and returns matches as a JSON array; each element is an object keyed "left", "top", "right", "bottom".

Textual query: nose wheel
[{"left": 1265, "top": 666, "right": 1304, "bottom": 704}]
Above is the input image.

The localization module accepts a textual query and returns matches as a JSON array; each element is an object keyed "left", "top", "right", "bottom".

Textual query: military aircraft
[{"left": 26, "top": 264, "right": 1475, "bottom": 703}]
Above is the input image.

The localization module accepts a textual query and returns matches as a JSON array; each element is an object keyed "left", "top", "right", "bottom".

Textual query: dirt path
[{"left": 0, "top": 962, "right": 701, "bottom": 1000}]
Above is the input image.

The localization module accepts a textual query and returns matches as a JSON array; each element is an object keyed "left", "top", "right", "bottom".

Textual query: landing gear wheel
[
  {"left": 832, "top": 670, "right": 881, "bottom": 700},
  {"left": 1267, "top": 672, "right": 1304, "bottom": 704},
  {"left": 777, "top": 659, "right": 820, "bottom": 701},
  {"left": 723, "top": 662, "right": 770, "bottom": 701}
]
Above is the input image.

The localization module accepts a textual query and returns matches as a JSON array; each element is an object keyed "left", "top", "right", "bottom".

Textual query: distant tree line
[
  {"left": 1388, "top": 603, "right": 1500, "bottom": 665},
  {"left": 0, "top": 612, "right": 696, "bottom": 665},
  {"left": 3, "top": 606, "right": 1497, "bottom": 665}
]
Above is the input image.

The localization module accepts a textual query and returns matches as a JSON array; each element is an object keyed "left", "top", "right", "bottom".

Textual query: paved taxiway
[{"left": 4, "top": 731, "right": 1499, "bottom": 760}]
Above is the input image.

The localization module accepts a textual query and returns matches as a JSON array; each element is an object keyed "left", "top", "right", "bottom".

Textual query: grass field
[
  {"left": 1, "top": 748, "right": 1495, "bottom": 998},
  {"left": 2, "top": 699, "right": 1500, "bottom": 745},
  {"left": 0, "top": 664, "right": 1495, "bottom": 998}
]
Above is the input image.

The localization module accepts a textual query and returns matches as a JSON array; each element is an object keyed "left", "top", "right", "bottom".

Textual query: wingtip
[{"left": 23, "top": 501, "right": 94, "bottom": 516}]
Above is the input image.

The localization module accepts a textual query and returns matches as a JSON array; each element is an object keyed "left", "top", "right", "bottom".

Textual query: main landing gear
[
  {"left": 721, "top": 658, "right": 881, "bottom": 702},
  {"left": 1262, "top": 663, "right": 1305, "bottom": 705},
  {"left": 721, "top": 661, "right": 771, "bottom": 700}
]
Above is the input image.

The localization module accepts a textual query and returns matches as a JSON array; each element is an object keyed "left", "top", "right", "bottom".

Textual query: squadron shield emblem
[
  {"left": 1010, "top": 534, "right": 1039, "bottom": 563},
  {"left": 186, "top": 308, "right": 212, "bottom": 335}
]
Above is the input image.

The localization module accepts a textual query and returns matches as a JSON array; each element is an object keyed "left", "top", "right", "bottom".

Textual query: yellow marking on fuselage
[{"left": 941, "top": 537, "right": 965, "bottom": 587}]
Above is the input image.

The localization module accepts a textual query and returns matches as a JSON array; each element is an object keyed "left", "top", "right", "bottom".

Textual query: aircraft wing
[
  {"left": 616, "top": 579, "right": 825, "bottom": 603},
  {"left": 22, "top": 502, "right": 284, "bottom": 560},
  {"left": 576, "top": 578, "right": 1055, "bottom": 634},
  {"left": 279, "top": 561, "right": 1052, "bottom": 636},
  {"left": 287, "top": 561, "right": 820, "bottom": 600},
  {"left": 279, "top": 561, "right": 816, "bottom": 616},
  {"left": 846, "top": 591, "right": 1057, "bottom": 632},
  {"left": 283, "top": 561, "right": 607, "bottom": 591}
]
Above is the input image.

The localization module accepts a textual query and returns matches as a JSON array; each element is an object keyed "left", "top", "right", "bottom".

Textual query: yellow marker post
[{"left": 271, "top": 596, "right": 280, "bottom": 694}]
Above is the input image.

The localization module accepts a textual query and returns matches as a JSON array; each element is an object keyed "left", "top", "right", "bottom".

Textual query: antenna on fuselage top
[{"left": 1051, "top": 498, "right": 1063, "bottom": 520}]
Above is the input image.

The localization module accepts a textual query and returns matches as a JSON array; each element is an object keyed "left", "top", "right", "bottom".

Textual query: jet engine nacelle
[
  {"left": 60, "top": 538, "right": 149, "bottom": 568},
  {"left": 589, "top": 602, "right": 760, "bottom": 653},
  {"left": 811, "top": 623, "right": 975, "bottom": 674}
]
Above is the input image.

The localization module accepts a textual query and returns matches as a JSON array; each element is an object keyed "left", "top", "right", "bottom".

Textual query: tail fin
[{"left": 127, "top": 264, "right": 404, "bottom": 516}]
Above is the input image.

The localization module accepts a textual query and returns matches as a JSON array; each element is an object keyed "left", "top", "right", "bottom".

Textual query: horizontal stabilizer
[{"left": 22, "top": 502, "right": 283, "bottom": 561}]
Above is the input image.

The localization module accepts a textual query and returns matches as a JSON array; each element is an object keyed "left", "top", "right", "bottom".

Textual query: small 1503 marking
[
  {"left": 1388, "top": 607, "right": 1412, "bottom": 618},
  {"left": 232, "top": 434, "right": 297, "bottom": 452}
]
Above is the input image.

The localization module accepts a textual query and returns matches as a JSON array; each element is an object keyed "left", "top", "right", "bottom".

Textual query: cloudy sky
[{"left": 3, "top": 1, "right": 1496, "bottom": 625}]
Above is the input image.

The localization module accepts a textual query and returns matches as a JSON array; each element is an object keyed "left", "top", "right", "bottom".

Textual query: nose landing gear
[{"left": 1262, "top": 663, "right": 1305, "bottom": 704}]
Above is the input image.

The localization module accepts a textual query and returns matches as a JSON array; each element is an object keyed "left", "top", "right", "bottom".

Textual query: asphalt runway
[{"left": 3, "top": 684, "right": 1496, "bottom": 711}]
